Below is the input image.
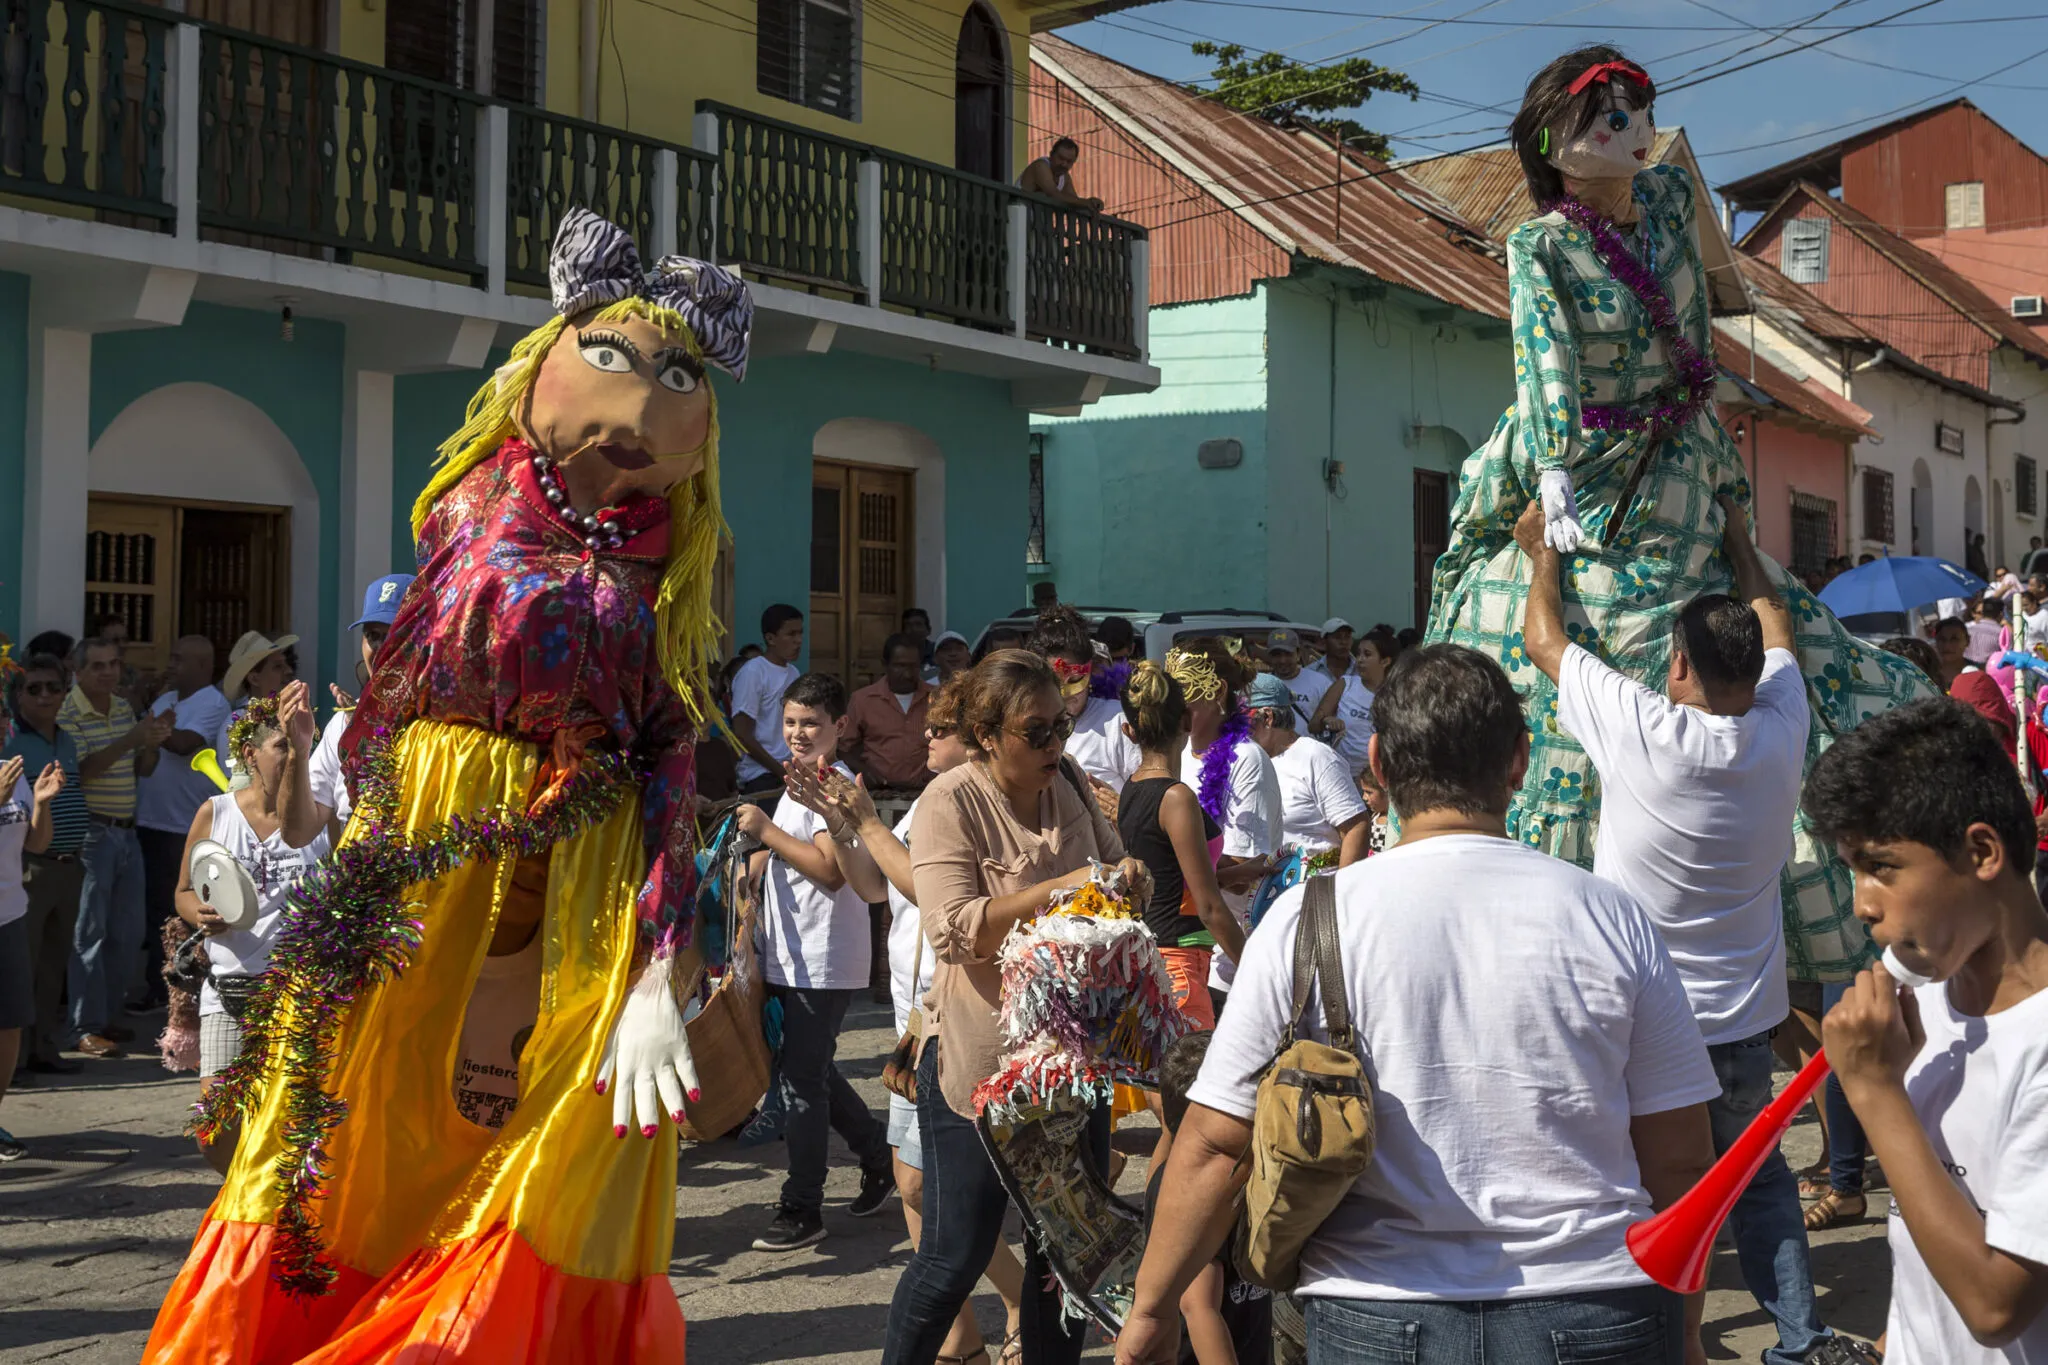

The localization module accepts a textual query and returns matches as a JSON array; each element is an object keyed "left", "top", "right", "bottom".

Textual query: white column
[
  {"left": 1006, "top": 202, "right": 1027, "bottom": 339},
  {"left": 653, "top": 148, "right": 679, "bottom": 260},
  {"left": 857, "top": 159, "right": 882, "bottom": 309},
  {"left": 166, "top": 22, "right": 201, "bottom": 241},
  {"left": 476, "top": 104, "right": 510, "bottom": 295},
  {"left": 1129, "top": 236, "right": 1150, "bottom": 357},
  {"left": 338, "top": 366, "right": 396, "bottom": 669},
  {"left": 21, "top": 326, "right": 94, "bottom": 636}
]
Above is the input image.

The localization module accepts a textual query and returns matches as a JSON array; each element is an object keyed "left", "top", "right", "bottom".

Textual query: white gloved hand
[
  {"left": 595, "top": 955, "right": 701, "bottom": 1138},
  {"left": 1538, "top": 469, "right": 1586, "bottom": 554}
]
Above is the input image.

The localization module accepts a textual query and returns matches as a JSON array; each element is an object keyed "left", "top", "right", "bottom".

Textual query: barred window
[
  {"left": 758, "top": 0, "right": 859, "bottom": 120},
  {"left": 2019, "top": 456, "right": 2038, "bottom": 517},
  {"left": 1790, "top": 493, "right": 1837, "bottom": 576},
  {"left": 1862, "top": 467, "right": 1894, "bottom": 544}
]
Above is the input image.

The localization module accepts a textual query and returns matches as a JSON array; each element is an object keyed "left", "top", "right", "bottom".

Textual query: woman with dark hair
[
  {"left": 1427, "top": 44, "right": 1928, "bottom": 967},
  {"left": 1312, "top": 624, "right": 1402, "bottom": 779},
  {"left": 884, "top": 650, "right": 1146, "bottom": 1365}
]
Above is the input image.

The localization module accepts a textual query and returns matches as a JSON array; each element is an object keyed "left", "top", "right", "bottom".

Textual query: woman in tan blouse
[{"left": 884, "top": 649, "right": 1145, "bottom": 1365}]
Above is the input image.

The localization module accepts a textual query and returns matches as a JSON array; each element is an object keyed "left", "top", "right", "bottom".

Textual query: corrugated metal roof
[
  {"left": 1718, "top": 98, "right": 1976, "bottom": 210},
  {"left": 1712, "top": 323, "right": 1877, "bottom": 440},
  {"left": 1735, "top": 251, "right": 1882, "bottom": 347},
  {"left": 1033, "top": 35, "right": 1509, "bottom": 320}
]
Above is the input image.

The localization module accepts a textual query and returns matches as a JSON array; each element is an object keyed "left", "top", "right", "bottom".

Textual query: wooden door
[
  {"left": 810, "top": 461, "right": 914, "bottom": 691},
  {"left": 85, "top": 498, "right": 178, "bottom": 676},
  {"left": 179, "top": 507, "right": 291, "bottom": 671},
  {"left": 1412, "top": 469, "right": 1450, "bottom": 633}
]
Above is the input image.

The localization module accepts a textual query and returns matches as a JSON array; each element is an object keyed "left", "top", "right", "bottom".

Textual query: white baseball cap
[{"left": 1319, "top": 617, "right": 1353, "bottom": 635}]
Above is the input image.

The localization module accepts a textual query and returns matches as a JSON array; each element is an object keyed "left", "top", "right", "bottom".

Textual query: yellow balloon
[{"left": 191, "top": 748, "right": 230, "bottom": 793}]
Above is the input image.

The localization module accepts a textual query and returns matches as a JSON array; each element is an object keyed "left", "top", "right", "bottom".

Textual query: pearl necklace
[{"left": 530, "top": 452, "right": 627, "bottom": 552}]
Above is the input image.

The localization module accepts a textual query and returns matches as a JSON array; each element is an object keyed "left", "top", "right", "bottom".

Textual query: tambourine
[{"left": 188, "top": 839, "right": 260, "bottom": 931}]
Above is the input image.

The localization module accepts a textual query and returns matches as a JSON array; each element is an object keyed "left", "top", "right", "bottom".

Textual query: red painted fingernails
[
  {"left": 613, "top": 1124, "right": 627, "bottom": 1139},
  {"left": 687, "top": 1088, "right": 702, "bottom": 1103},
  {"left": 595, "top": 1080, "right": 608, "bottom": 1095},
  {"left": 640, "top": 1123, "right": 658, "bottom": 1138},
  {"left": 671, "top": 1110, "right": 686, "bottom": 1124}
]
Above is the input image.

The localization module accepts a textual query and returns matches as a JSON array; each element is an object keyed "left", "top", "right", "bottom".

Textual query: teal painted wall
[
  {"left": 391, "top": 348, "right": 1029, "bottom": 663},
  {"left": 1035, "top": 294, "right": 1271, "bottom": 610},
  {"left": 1263, "top": 278, "right": 1512, "bottom": 633},
  {"left": 0, "top": 273, "right": 26, "bottom": 645},
  {"left": 91, "top": 303, "right": 346, "bottom": 690}
]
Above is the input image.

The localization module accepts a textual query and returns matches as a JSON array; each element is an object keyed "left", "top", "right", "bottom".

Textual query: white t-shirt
[
  {"left": 1271, "top": 737, "right": 1367, "bottom": 853},
  {"left": 1185, "top": 735, "right": 1281, "bottom": 991},
  {"left": 1278, "top": 671, "right": 1333, "bottom": 730},
  {"left": 1328, "top": 675, "right": 1376, "bottom": 778},
  {"left": 198, "top": 793, "right": 330, "bottom": 1017},
  {"left": 2027, "top": 609, "right": 2048, "bottom": 645},
  {"left": 306, "top": 709, "right": 353, "bottom": 832},
  {"left": 1885, "top": 981, "right": 2048, "bottom": 1365},
  {"left": 1065, "top": 694, "right": 1140, "bottom": 792},
  {"left": 1189, "top": 835, "right": 1718, "bottom": 1302},
  {"left": 0, "top": 777, "right": 31, "bottom": 929},
  {"left": 138, "top": 686, "right": 231, "bottom": 834},
  {"left": 885, "top": 799, "right": 935, "bottom": 1036},
  {"left": 1555, "top": 645, "right": 1808, "bottom": 1046},
  {"left": 454, "top": 931, "right": 543, "bottom": 1132},
  {"left": 759, "top": 761, "right": 872, "bottom": 990},
  {"left": 731, "top": 656, "right": 801, "bottom": 784}
]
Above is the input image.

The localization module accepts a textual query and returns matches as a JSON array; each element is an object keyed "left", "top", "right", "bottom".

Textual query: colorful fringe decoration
[
  {"left": 158, "top": 918, "right": 200, "bottom": 1073},
  {"left": 192, "top": 724, "right": 641, "bottom": 1299},
  {"left": 972, "top": 865, "right": 1194, "bottom": 1124},
  {"left": 1194, "top": 705, "right": 1252, "bottom": 827}
]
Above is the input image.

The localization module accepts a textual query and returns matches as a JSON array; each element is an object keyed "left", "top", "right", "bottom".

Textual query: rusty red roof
[
  {"left": 1032, "top": 35, "right": 1509, "bottom": 319},
  {"left": 1713, "top": 324, "right": 1877, "bottom": 440},
  {"left": 1734, "top": 251, "right": 1882, "bottom": 347}
]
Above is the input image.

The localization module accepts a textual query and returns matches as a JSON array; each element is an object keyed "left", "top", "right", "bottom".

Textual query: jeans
[
  {"left": 21, "top": 855, "right": 82, "bottom": 1064},
  {"left": 1819, "top": 982, "right": 1869, "bottom": 1196},
  {"left": 881, "top": 1040, "right": 1111, "bottom": 1365},
  {"left": 1706, "top": 1030, "right": 1831, "bottom": 1365},
  {"left": 69, "top": 823, "right": 145, "bottom": 1037},
  {"left": 770, "top": 984, "right": 890, "bottom": 1215},
  {"left": 1303, "top": 1285, "right": 1682, "bottom": 1364}
]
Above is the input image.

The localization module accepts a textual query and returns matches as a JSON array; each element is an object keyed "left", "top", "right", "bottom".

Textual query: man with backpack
[{"left": 1119, "top": 644, "right": 1721, "bottom": 1365}]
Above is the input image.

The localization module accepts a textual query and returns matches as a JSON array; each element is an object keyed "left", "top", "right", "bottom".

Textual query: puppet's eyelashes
[
  {"left": 1606, "top": 109, "right": 1632, "bottom": 132},
  {"left": 579, "top": 335, "right": 636, "bottom": 374},
  {"left": 656, "top": 362, "right": 700, "bottom": 394}
]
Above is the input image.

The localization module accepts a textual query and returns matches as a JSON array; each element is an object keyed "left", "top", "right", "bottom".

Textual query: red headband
[{"left": 1566, "top": 60, "right": 1649, "bottom": 95}]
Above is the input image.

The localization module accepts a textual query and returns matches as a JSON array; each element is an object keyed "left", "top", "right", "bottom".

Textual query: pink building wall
[{"left": 1722, "top": 409, "right": 1852, "bottom": 571}]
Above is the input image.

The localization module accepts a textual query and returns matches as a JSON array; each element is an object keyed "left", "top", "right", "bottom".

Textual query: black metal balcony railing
[
  {"left": 197, "top": 27, "right": 484, "bottom": 279},
  {"left": 0, "top": 0, "right": 173, "bottom": 221},
  {"left": 701, "top": 102, "right": 864, "bottom": 295},
  {"left": 873, "top": 148, "right": 1009, "bottom": 330},
  {"left": 0, "top": 1, "right": 1148, "bottom": 363}
]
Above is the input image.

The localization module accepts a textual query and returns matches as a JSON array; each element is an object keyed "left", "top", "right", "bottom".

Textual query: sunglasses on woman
[
  {"left": 1005, "top": 713, "right": 1075, "bottom": 751},
  {"left": 21, "top": 681, "right": 63, "bottom": 698}
]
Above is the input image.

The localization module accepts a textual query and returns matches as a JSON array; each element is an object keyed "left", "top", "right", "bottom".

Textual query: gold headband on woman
[{"left": 1165, "top": 647, "right": 1225, "bottom": 703}]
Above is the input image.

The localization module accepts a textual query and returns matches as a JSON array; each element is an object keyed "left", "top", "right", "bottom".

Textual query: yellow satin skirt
[{"left": 144, "top": 720, "right": 686, "bottom": 1364}]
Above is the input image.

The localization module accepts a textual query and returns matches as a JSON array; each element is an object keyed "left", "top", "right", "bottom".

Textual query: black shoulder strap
[
  {"left": 1287, "top": 875, "right": 1354, "bottom": 1051},
  {"left": 1058, "top": 755, "right": 1090, "bottom": 803}
]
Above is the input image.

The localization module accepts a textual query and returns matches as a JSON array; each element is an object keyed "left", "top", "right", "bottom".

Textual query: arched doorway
[
  {"left": 1911, "top": 458, "right": 1934, "bottom": 557},
  {"left": 954, "top": 3, "right": 1007, "bottom": 182},
  {"left": 1410, "top": 425, "right": 1466, "bottom": 631}
]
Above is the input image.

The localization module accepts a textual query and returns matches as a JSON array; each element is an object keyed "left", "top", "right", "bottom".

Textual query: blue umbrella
[{"left": 1817, "top": 554, "right": 1987, "bottom": 618}]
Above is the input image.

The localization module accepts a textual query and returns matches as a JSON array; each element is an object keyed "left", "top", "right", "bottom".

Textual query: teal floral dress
[{"left": 1425, "top": 163, "right": 1932, "bottom": 980}]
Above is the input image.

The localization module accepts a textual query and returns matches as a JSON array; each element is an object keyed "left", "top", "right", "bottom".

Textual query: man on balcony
[{"left": 1018, "top": 137, "right": 1102, "bottom": 212}]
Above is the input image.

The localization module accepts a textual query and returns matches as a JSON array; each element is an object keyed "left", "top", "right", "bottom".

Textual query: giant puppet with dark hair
[
  {"left": 145, "top": 209, "right": 753, "bottom": 1363},
  {"left": 1426, "top": 47, "right": 1932, "bottom": 970}
]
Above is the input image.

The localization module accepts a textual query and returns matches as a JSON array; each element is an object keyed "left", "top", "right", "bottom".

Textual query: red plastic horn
[{"left": 1626, "top": 1051, "right": 1832, "bottom": 1293}]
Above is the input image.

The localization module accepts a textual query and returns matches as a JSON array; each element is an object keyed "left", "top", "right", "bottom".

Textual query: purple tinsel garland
[
  {"left": 1195, "top": 705, "right": 1250, "bottom": 826},
  {"left": 1089, "top": 658, "right": 1134, "bottom": 701},
  {"left": 192, "top": 726, "right": 642, "bottom": 1298},
  {"left": 1552, "top": 196, "right": 1717, "bottom": 441}
]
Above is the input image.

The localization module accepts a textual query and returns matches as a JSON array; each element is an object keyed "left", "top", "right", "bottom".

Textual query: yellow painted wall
[{"left": 335, "top": 0, "right": 383, "bottom": 64}]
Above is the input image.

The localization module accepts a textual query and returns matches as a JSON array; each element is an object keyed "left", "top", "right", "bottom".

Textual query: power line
[{"left": 1661, "top": 0, "right": 1946, "bottom": 93}]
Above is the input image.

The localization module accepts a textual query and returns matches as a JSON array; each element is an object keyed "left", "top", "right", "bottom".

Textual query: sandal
[
  {"left": 1804, "top": 1188, "right": 1866, "bottom": 1231},
  {"left": 998, "top": 1329, "right": 1023, "bottom": 1365},
  {"left": 936, "top": 1350, "right": 988, "bottom": 1365}
]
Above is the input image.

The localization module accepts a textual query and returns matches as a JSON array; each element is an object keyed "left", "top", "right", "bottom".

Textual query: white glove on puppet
[
  {"left": 1538, "top": 469, "right": 1586, "bottom": 554},
  {"left": 595, "top": 957, "right": 702, "bottom": 1138}
]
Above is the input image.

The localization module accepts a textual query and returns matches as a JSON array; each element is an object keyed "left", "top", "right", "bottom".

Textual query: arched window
[{"left": 954, "top": 4, "right": 1006, "bottom": 181}]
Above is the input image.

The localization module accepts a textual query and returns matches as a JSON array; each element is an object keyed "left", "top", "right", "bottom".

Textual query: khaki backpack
[{"left": 1238, "top": 874, "right": 1377, "bottom": 1292}]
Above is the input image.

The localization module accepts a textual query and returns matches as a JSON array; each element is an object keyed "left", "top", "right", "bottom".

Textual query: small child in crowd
[
  {"left": 1146, "top": 1031, "right": 1271, "bottom": 1365},
  {"left": 1803, "top": 698, "right": 2048, "bottom": 1364},
  {"left": 738, "top": 672, "right": 895, "bottom": 1253}
]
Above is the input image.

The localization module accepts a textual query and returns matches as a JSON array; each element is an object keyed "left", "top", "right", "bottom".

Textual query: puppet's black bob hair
[{"left": 1510, "top": 45, "right": 1657, "bottom": 210}]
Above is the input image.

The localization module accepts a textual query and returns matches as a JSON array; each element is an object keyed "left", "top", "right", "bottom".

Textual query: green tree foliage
[{"left": 1188, "top": 42, "right": 1418, "bottom": 160}]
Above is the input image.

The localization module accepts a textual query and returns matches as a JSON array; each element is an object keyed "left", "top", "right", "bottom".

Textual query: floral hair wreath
[{"left": 227, "top": 695, "right": 282, "bottom": 761}]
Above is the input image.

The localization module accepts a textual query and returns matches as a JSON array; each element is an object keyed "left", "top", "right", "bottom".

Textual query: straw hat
[{"left": 221, "top": 630, "right": 299, "bottom": 701}]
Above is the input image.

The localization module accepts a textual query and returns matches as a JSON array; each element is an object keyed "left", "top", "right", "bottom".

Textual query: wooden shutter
[
  {"left": 1862, "top": 468, "right": 1894, "bottom": 545},
  {"left": 85, "top": 498, "right": 178, "bottom": 676},
  {"left": 385, "top": 0, "right": 463, "bottom": 86},
  {"left": 491, "top": 0, "right": 542, "bottom": 105},
  {"left": 758, "top": 0, "right": 856, "bottom": 119},
  {"left": 810, "top": 461, "right": 912, "bottom": 691},
  {"left": 183, "top": 0, "right": 324, "bottom": 45},
  {"left": 1782, "top": 217, "right": 1830, "bottom": 285}
]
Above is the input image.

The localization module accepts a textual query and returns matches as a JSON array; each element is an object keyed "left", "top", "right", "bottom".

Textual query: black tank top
[{"left": 1116, "top": 776, "right": 1219, "bottom": 946}]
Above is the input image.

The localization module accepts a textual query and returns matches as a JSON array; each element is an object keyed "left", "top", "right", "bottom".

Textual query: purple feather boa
[
  {"left": 1553, "top": 196, "right": 1717, "bottom": 441},
  {"left": 1090, "top": 658, "right": 1134, "bottom": 701},
  {"left": 1195, "top": 705, "right": 1251, "bottom": 826}
]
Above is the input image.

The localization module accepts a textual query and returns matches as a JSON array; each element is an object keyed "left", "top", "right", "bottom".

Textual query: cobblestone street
[{"left": 0, "top": 1000, "right": 1890, "bottom": 1364}]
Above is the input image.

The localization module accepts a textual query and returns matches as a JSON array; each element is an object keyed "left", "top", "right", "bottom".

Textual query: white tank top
[{"left": 198, "top": 792, "right": 329, "bottom": 1017}]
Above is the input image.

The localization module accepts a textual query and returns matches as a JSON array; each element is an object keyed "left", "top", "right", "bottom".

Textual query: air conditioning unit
[{"left": 2016, "top": 295, "right": 2046, "bottom": 319}]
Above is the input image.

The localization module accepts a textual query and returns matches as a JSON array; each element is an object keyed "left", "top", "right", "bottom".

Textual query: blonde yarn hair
[{"left": 408, "top": 299, "right": 730, "bottom": 726}]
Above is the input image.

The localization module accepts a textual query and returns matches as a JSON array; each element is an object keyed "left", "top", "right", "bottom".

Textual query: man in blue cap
[{"left": 290, "top": 574, "right": 414, "bottom": 851}]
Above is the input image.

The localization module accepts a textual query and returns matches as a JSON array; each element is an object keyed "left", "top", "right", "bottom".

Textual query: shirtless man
[{"left": 1018, "top": 136, "right": 1102, "bottom": 211}]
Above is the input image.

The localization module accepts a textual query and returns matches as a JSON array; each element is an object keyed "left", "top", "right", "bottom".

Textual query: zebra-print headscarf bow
[{"left": 549, "top": 207, "right": 753, "bottom": 381}]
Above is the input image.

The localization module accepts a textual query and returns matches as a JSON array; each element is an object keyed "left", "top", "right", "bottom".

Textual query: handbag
[
  {"left": 1237, "top": 874, "right": 1377, "bottom": 1293},
  {"left": 882, "top": 925, "right": 925, "bottom": 1102},
  {"left": 674, "top": 825, "right": 774, "bottom": 1142}
]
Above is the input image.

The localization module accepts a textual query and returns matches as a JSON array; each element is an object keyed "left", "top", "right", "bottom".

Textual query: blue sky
[{"left": 1056, "top": 0, "right": 2048, "bottom": 214}]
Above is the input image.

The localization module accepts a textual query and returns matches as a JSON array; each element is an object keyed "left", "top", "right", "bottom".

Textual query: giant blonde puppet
[{"left": 145, "top": 210, "right": 752, "bottom": 1364}]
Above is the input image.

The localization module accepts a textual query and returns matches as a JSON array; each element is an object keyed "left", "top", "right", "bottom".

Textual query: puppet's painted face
[
  {"left": 520, "top": 310, "right": 712, "bottom": 503},
  {"left": 1548, "top": 82, "right": 1654, "bottom": 182}
]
